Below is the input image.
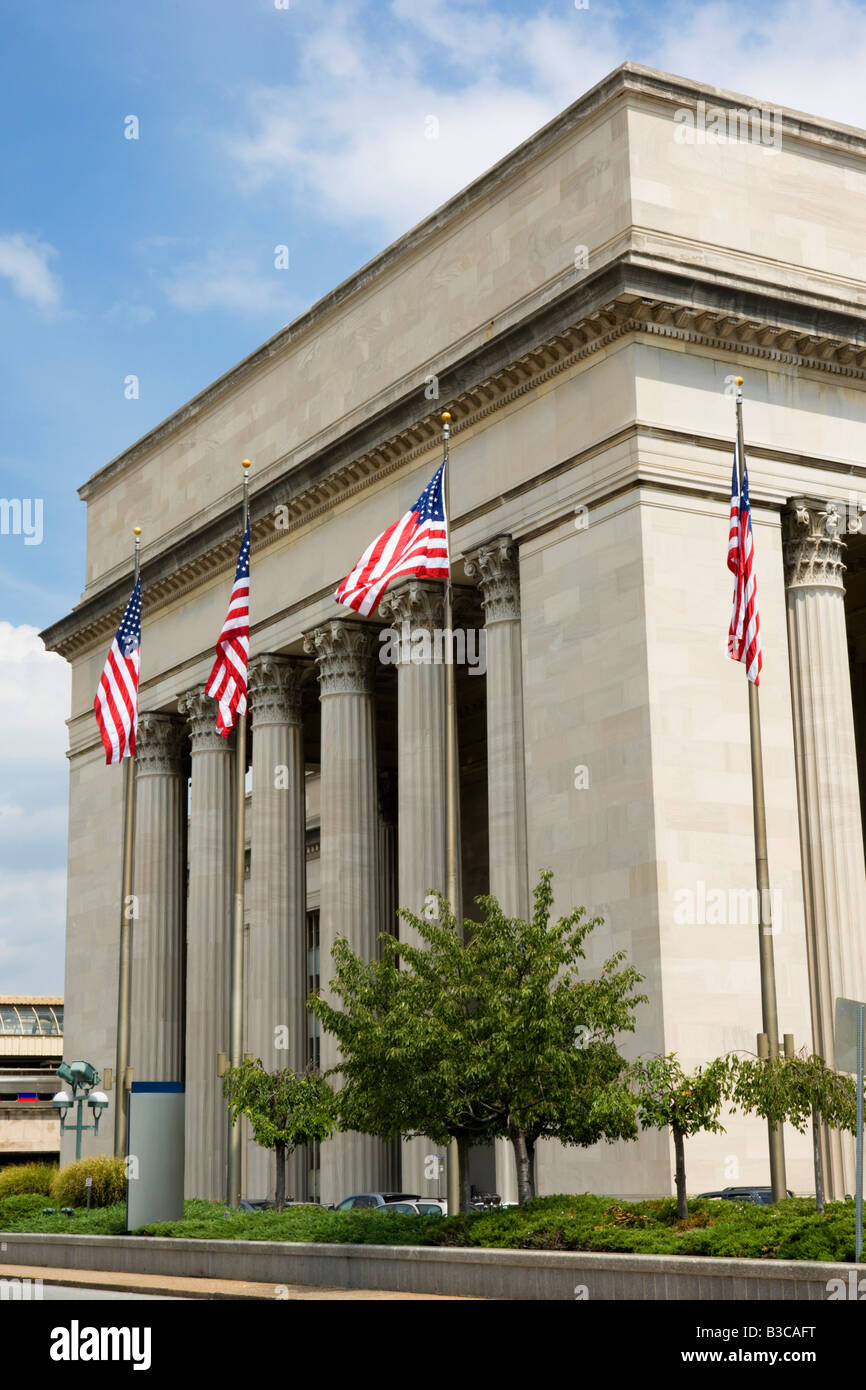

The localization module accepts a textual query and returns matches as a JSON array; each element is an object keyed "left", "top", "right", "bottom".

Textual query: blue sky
[{"left": 2, "top": 0, "right": 865, "bottom": 991}]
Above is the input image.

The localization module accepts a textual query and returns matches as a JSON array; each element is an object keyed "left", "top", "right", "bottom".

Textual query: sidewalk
[{"left": 0, "top": 1263, "right": 476, "bottom": 1300}]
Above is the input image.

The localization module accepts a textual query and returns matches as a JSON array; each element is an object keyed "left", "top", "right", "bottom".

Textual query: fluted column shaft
[
  {"left": 304, "top": 620, "right": 388, "bottom": 1205},
  {"left": 179, "top": 687, "right": 234, "bottom": 1200},
  {"left": 380, "top": 581, "right": 448, "bottom": 938},
  {"left": 379, "top": 581, "right": 448, "bottom": 1192},
  {"left": 246, "top": 654, "right": 308, "bottom": 1200},
  {"left": 784, "top": 498, "right": 866, "bottom": 1197},
  {"left": 466, "top": 537, "right": 527, "bottom": 1205},
  {"left": 131, "top": 712, "right": 186, "bottom": 1082}
]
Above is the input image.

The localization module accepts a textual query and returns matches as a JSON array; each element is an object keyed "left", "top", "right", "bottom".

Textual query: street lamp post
[{"left": 52, "top": 1060, "right": 110, "bottom": 1161}]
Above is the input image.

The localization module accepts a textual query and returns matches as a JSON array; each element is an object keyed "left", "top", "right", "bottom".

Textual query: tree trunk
[
  {"left": 275, "top": 1141, "right": 286, "bottom": 1212},
  {"left": 511, "top": 1129, "right": 533, "bottom": 1205},
  {"left": 526, "top": 1138, "right": 537, "bottom": 1202},
  {"left": 673, "top": 1128, "right": 687, "bottom": 1221},
  {"left": 456, "top": 1135, "right": 473, "bottom": 1213},
  {"left": 812, "top": 1104, "right": 825, "bottom": 1214}
]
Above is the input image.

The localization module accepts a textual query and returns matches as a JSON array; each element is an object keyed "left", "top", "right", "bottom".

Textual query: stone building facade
[{"left": 43, "top": 64, "right": 866, "bottom": 1203}]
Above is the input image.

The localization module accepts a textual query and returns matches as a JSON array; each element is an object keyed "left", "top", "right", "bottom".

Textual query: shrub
[
  {"left": 0, "top": 1162, "right": 57, "bottom": 1198},
  {"left": 50, "top": 1155, "right": 127, "bottom": 1208},
  {"left": 0, "top": 1192, "right": 50, "bottom": 1225}
]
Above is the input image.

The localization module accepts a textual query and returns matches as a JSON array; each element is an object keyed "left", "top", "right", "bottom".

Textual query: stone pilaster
[
  {"left": 178, "top": 687, "right": 234, "bottom": 1200},
  {"left": 784, "top": 497, "right": 866, "bottom": 1197},
  {"left": 245, "top": 654, "right": 308, "bottom": 1201},
  {"left": 131, "top": 712, "right": 186, "bottom": 1084},
  {"left": 304, "top": 620, "right": 388, "bottom": 1204},
  {"left": 465, "top": 536, "right": 527, "bottom": 1205}
]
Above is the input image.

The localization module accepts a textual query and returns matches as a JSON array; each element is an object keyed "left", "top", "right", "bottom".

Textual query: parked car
[
  {"left": 332, "top": 1191, "right": 421, "bottom": 1211},
  {"left": 697, "top": 1186, "right": 795, "bottom": 1205},
  {"left": 380, "top": 1199, "right": 446, "bottom": 1216},
  {"left": 239, "top": 1198, "right": 321, "bottom": 1210},
  {"left": 380, "top": 1200, "right": 444, "bottom": 1212}
]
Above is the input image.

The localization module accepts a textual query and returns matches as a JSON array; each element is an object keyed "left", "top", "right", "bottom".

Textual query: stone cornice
[{"left": 42, "top": 264, "right": 866, "bottom": 664}]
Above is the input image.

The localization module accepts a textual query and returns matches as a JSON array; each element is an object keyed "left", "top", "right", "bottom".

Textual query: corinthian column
[
  {"left": 246, "top": 654, "right": 307, "bottom": 1200},
  {"left": 784, "top": 497, "right": 866, "bottom": 1197},
  {"left": 465, "top": 536, "right": 527, "bottom": 1205},
  {"left": 131, "top": 711, "right": 186, "bottom": 1083},
  {"left": 379, "top": 580, "right": 448, "bottom": 938},
  {"left": 178, "top": 686, "right": 234, "bottom": 1200},
  {"left": 379, "top": 579, "right": 449, "bottom": 1193},
  {"left": 303, "top": 620, "right": 388, "bottom": 1204}
]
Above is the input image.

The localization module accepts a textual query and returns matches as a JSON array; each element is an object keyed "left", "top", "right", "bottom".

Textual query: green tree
[
  {"left": 630, "top": 1054, "right": 732, "bottom": 1220},
  {"left": 222, "top": 1060, "right": 337, "bottom": 1210},
  {"left": 729, "top": 1049, "right": 858, "bottom": 1211},
  {"left": 310, "top": 871, "right": 645, "bottom": 1207}
]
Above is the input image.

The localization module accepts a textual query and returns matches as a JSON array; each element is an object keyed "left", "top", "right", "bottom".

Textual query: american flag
[
  {"left": 335, "top": 461, "right": 449, "bottom": 616},
  {"left": 727, "top": 448, "right": 762, "bottom": 684},
  {"left": 94, "top": 578, "right": 141, "bottom": 764},
  {"left": 207, "top": 520, "right": 250, "bottom": 735}
]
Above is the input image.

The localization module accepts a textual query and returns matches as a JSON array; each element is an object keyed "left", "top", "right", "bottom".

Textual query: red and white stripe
[
  {"left": 336, "top": 467, "right": 448, "bottom": 617},
  {"left": 207, "top": 526, "right": 250, "bottom": 736},
  {"left": 727, "top": 449, "right": 763, "bottom": 685},
  {"left": 93, "top": 584, "right": 141, "bottom": 764}
]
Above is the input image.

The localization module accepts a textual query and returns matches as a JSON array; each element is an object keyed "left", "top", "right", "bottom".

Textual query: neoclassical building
[{"left": 44, "top": 63, "right": 866, "bottom": 1204}]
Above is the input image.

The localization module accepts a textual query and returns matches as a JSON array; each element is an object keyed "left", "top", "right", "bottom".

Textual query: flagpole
[
  {"left": 735, "top": 377, "right": 787, "bottom": 1203},
  {"left": 227, "top": 460, "right": 251, "bottom": 1208},
  {"left": 114, "top": 525, "right": 142, "bottom": 1156},
  {"left": 441, "top": 412, "right": 462, "bottom": 1216}
]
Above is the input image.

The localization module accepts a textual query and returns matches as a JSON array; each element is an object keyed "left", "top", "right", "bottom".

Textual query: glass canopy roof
[{"left": 0, "top": 1004, "right": 63, "bottom": 1036}]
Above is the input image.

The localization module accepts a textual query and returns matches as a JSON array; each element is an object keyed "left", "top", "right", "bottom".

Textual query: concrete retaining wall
[{"left": 0, "top": 1232, "right": 854, "bottom": 1299}]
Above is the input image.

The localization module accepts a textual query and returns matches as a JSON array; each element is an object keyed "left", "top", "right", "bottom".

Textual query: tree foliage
[
  {"left": 729, "top": 1049, "right": 858, "bottom": 1134},
  {"left": 222, "top": 1060, "right": 336, "bottom": 1209},
  {"left": 309, "top": 870, "right": 646, "bottom": 1205},
  {"left": 629, "top": 1054, "right": 733, "bottom": 1220}
]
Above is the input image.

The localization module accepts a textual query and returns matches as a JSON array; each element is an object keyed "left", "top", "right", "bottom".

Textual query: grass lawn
[{"left": 0, "top": 1191, "right": 859, "bottom": 1260}]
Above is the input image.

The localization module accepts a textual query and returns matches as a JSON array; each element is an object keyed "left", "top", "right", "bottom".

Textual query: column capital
[
  {"left": 379, "top": 578, "right": 447, "bottom": 631},
  {"left": 178, "top": 686, "right": 231, "bottom": 751},
  {"left": 248, "top": 654, "right": 306, "bottom": 726},
  {"left": 464, "top": 535, "right": 521, "bottom": 622},
  {"left": 135, "top": 711, "right": 186, "bottom": 776},
  {"left": 782, "top": 497, "right": 847, "bottom": 592},
  {"left": 303, "top": 620, "right": 378, "bottom": 696}
]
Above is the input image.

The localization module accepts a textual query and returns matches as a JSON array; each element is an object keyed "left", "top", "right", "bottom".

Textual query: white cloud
[
  {"left": 159, "top": 248, "right": 299, "bottom": 316},
  {"left": 0, "top": 233, "right": 61, "bottom": 309},
  {"left": 658, "top": 0, "right": 866, "bottom": 129},
  {"left": 0, "top": 623, "right": 70, "bottom": 769},
  {"left": 0, "top": 624, "right": 69, "bottom": 993},
  {"left": 224, "top": 2, "right": 622, "bottom": 237},
  {"left": 222, "top": 0, "right": 866, "bottom": 241},
  {"left": 105, "top": 301, "right": 156, "bottom": 327},
  {"left": 0, "top": 870, "right": 66, "bottom": 995}
]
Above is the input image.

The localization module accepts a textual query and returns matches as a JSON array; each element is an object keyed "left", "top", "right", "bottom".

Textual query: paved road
[
  {"left": 0, "top": 1263, "right": 475, "bottom": 1300},
  {"left": 41, "top": 1285, "right": 183, "bottom": 1300}
]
